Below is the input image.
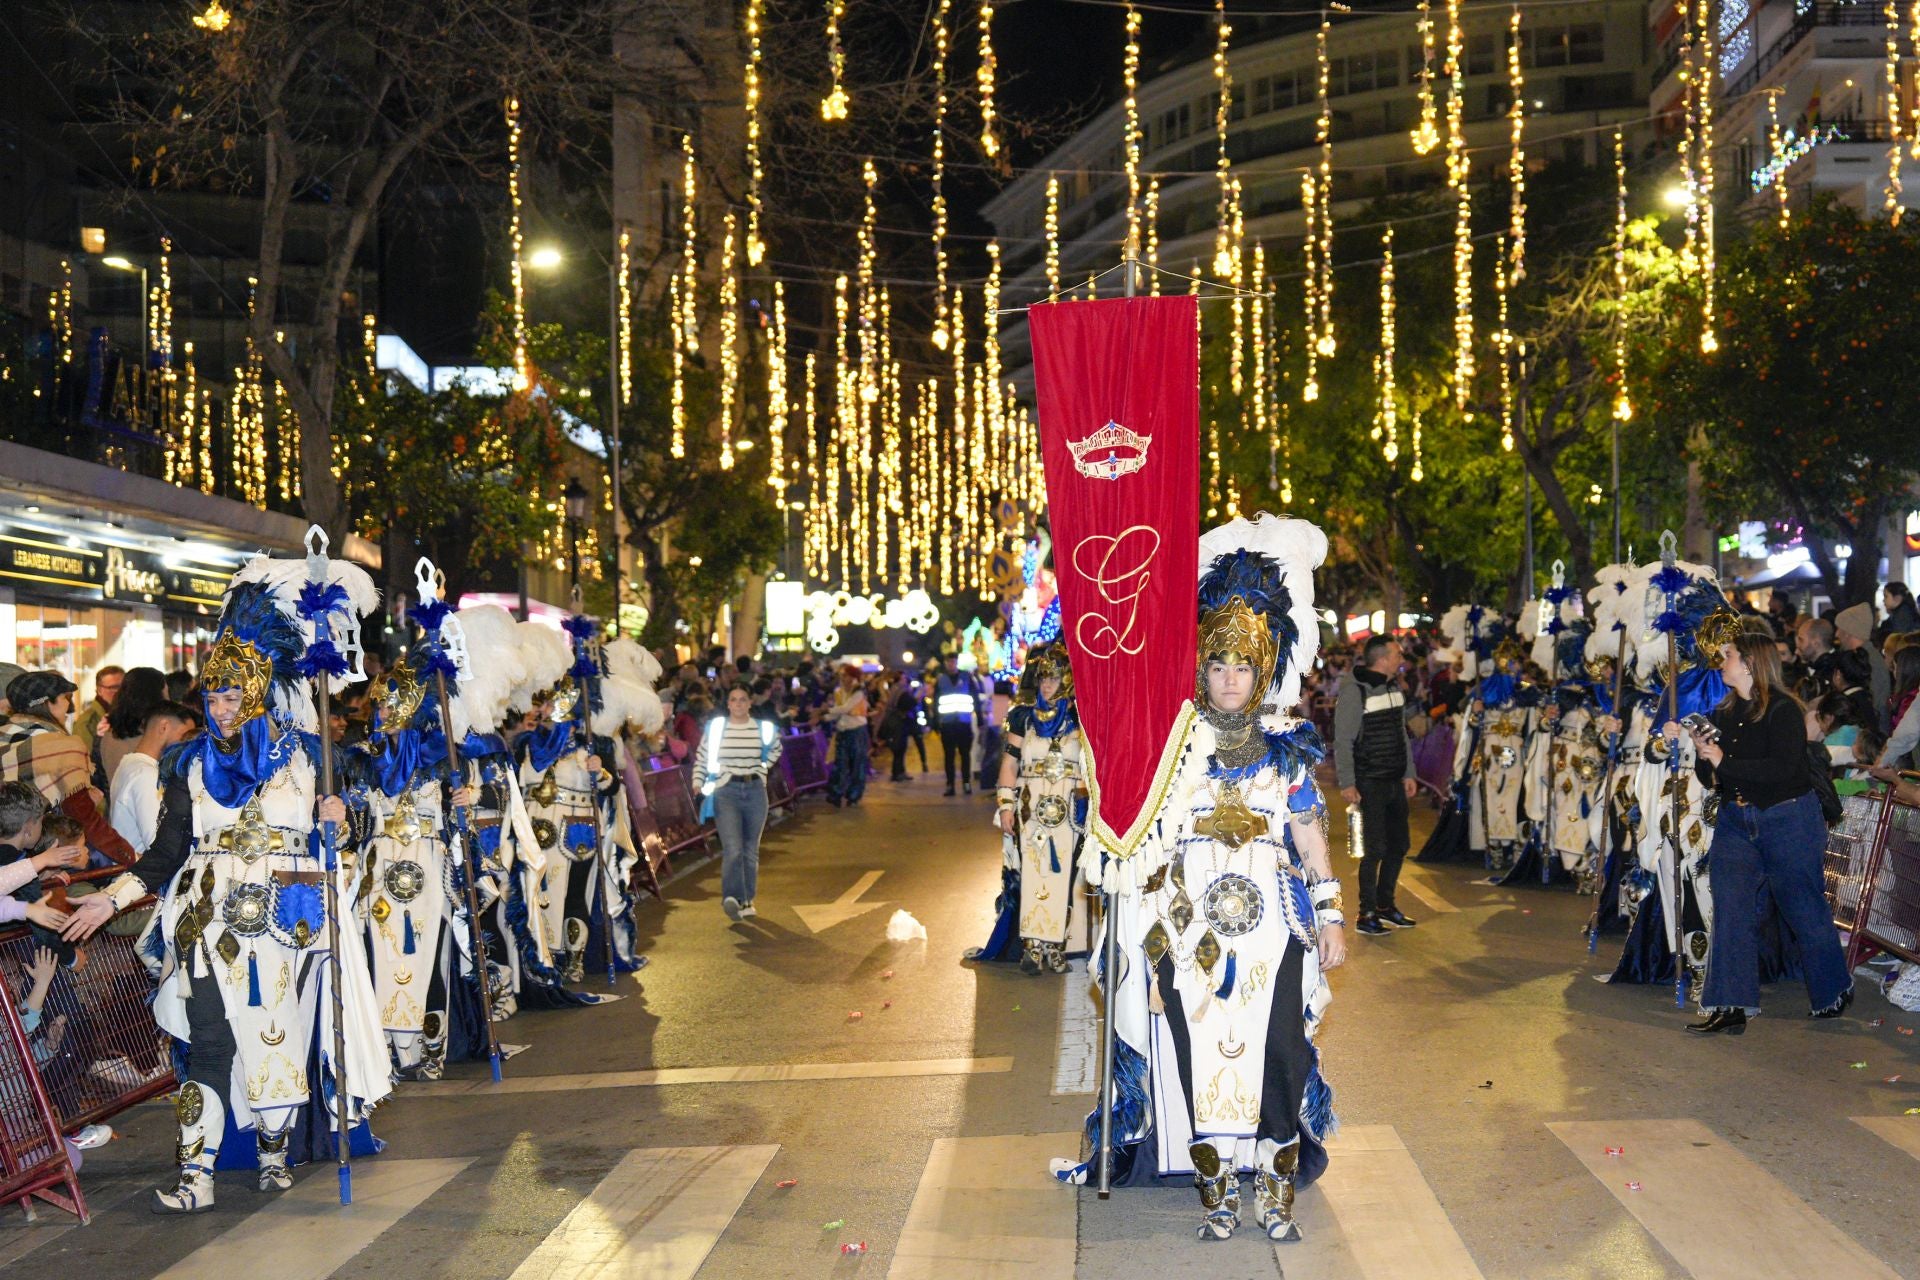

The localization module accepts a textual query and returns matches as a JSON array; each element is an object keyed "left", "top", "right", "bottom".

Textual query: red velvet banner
[{"left": 1029, "top": 295, "right": 1199, "bottom": 859}]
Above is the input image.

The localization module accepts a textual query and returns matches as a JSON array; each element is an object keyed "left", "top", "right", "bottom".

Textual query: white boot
[
  {"left": 1254, "top": 1137, "right": 1302, "bottom": 1242},
  {"left": 256, "top": 1122, "right": 293, "bottom": 1192},
  {"left": 151, "top": 1081, "right": 223, "bottom": 1214}
]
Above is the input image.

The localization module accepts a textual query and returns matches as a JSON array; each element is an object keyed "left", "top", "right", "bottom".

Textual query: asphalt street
[{"left": 6, "top": 765, "right": 1919, "bottom": 1279}]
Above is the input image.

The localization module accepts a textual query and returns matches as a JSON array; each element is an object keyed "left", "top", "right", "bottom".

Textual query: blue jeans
[
  {"left": 1700, "top": 790, "right": 1851, "bottom": 1013},
  {"left": 714, "top": 777, "right": 769, "bottom": 905},
  {"left": 828, "top": 727, "right": 870, "bottom": 803}
]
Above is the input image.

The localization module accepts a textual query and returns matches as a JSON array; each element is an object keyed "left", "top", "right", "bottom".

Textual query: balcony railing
[
  {"left": 1723, "top": 2, "right": 1891, "bottom": 100},
  {"left": 0, "top": 308, "right": 301, "bottom": 515}
]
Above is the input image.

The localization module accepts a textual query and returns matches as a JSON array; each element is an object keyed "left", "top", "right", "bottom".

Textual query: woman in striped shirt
[{"left": 694, "top": 685, "right": 784, "bottom": 921}]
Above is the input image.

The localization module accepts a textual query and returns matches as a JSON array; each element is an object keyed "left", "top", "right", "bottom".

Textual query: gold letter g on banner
[{"left": 1073, "top": 526, "right": 1160, "bottom": 658}]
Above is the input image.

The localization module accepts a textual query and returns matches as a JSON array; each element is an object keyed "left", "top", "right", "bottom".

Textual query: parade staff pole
[
  {"left": 1659, "top": 531, "right": 1686, "bottom": 1009},
  {"left": 570, "top": 587, "right": 616, "bottom": 988},
  {"left": 305, "top": 528, "right": 354, "bottom": 1206},
  {"left": 1586, "top": 624, "right": 1631, "bottom": 953},
  {"left": 418, "top": 560, "right": 504, "bottom": 1083},
  {"left": 1093, "top": 239, "right": 1143, "bottom": 1201}
]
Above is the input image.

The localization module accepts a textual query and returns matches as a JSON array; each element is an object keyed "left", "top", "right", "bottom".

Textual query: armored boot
[
  {"left": 1190, "top": 1140, "right": 1240, "bottom": 1241},
  {"left": 416, "top": 1011, "right": 448, "bottom": 1082},
  {"left": 563, "top": 917, "right": 589, "bottom": 983},
  {"left": 1043, "top": 941, "right": 1070, "bottom": 974},
  {"left": 1253, "top": 1137, "right": 1302, "bottom": 1242},
  {"left": 151, "top": 1081, "right": 223, "bottom": 1214},
  {"left": 256, "top": 1121, "right": 293, "bottom": 1192},
  {"left": 1018, "top": 939, "right": 1045, "bottom": 976}
]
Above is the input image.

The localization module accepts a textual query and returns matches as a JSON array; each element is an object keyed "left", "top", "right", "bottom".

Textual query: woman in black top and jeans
[{"left": 1680, "top": 632, "right": 1852, "bottom": 1035}]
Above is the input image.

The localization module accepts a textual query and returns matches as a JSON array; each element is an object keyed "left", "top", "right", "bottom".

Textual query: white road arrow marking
[{"left": 794, "top": 870, "right": 886, "bottom": 933}]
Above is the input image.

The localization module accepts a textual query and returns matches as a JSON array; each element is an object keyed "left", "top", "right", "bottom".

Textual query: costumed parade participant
[
  {"left": 1056, "top": 515, "right": 1344, "bottom": 1247},
  {"left": 1468, "top": 625, "right": 1536, "bottom": 875},
  {"left": 1604, "top": 545, "right": 1742, "bottom": 1001},
  {"left": 515, "top": 614, "right": 649, "bottom": 984},
  {"left": 1501, "top": 576, "right": 1590, "bottom": 887},
  {"left": 66, "top": 533, "right": 390, "bottom": 1213},
  {"left": 354, "top": 627, "right": 476, "bottom": 1079},
  {"left": 981, "top": 642, "right": 1090, "bottom": 974},
  {"left": 1538, "top": 615, "right": 1606, "bottom": 893},
  {"left": 1584, "top": 563, "right": 1647, "bottom": 946},
  {"left": 1417, "top": 604, "right": 1498, "bottom": 863}
]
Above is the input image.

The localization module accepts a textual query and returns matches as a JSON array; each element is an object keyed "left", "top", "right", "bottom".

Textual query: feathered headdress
[
  {"left": 204, "top": 529, "right": 377, "bottom": 732},
  {"left": 1584, "top": 562, "right": 1638, "bottom": 675},
  {"left": 602, "top": 636, "right": 664, "bottom": 690},
  {"left": 452, "top": 605, "right": 528, "bottom": 734},
  {"left": 1439, "top": 603, "right": 1500, "bottom": 681},
  {"left": 1196, "top": 514, "right": 1327, "bottom": 734},
  {"left": 1631, "top": 556, "right": 1728, "bottom": 683},
  {"left": 591, "top": 674, "right": 666, "bottom": 738},
  {"left": 509, "top": 622, "right": 572, "bottom": 714},
  {"left": 1527, "top": 562, "right": 1583, "bottom": 671}
]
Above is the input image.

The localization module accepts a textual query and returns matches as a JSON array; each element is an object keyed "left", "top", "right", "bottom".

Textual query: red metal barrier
[
  {"left": 640, "top": 758, "right": 711, "bottom": 856},
  {"left": 0, "top": 991, "right": 85, "bottom": 1224},
  {"left": 784, "top": 729, "right": 829, "bottom": 794},
  {"left": 1825, "top": 787, "right": 1920, "bottom": 971}
]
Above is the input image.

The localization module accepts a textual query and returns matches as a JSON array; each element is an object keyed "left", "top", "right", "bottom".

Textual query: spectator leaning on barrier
[
  {"left": 1834, "top": 602, "right": 1891, "bottom": 733},
  {"left": 0, "top": 672, "right": 134, "bottom": 867},
  {"left": 70, "top": 665, "right": 123, "bottom": 751},
  {"left": 0, "top": 782, "right": 88, "bottom": 936}
]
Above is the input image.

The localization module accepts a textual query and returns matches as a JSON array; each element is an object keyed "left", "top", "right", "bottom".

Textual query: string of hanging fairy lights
[
  {"left": 506, "top": 95, "right": 528, "bottom": 392},
  {"left": 932, "top": 0, "right": 953, "bottom": 348},
  {"left": 1044, "top": 173, "right": 1062, "bottom": 298},
  {"left": 745, "top": 0, "right": 767, "bottom": 264},
  {"left": 671, "top": 132, "right": 698, "bottom": 459},
  {"left": 1212, "top": 0, "right": 1235, "bottom": 278},
  {"left": 1888, "top": 0, "right": 1904, "bottom": 221},
  {"left": 1765, "top": 90, "right": 1789, "bottom": 232},
  {"left": 978, "top": 0, "right": 1000, "bottom": 159},
  {"left": 1123, "top": 1, "right": 1144, "bottom": 253},
  {"left": 823, "top": 0, "right": 850, "bottom": 121},
  {"left": 1411, "top": 0, "right": 1440, "bottom": 155},
  {"left": 1493, "top": 4, "right": 1524, "bottom": 452},
  {"left": 617, "top": 227, "right": 634, "bottom": 407},
  {"left": 1378, "top": 226, "right": 1397, "bottom": 465},
  {"left": 717, "top": 211, "right": 740, "bottom": 470},
  {"left": 1445, "top": 0, "right": 1473, "bottom": 411},
  {"left": 1611, "top": 129, "right": 1633, "bottom": 425}
]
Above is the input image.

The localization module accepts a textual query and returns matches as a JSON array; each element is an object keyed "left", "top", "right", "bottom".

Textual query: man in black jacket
[{"left": 1335, "top": 636, "right": 1418, "bottom": 936}]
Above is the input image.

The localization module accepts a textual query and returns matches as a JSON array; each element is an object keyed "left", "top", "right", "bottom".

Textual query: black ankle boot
[
  {"left": 1809, "top": 987, "right": 1855, "bottom": 1019},
  {"left": 1685, "top": 1008, "right": 1747, "bottom": 1035}
]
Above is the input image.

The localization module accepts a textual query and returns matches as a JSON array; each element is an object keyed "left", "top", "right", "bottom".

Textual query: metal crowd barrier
[
  {"left": 1825, "top": 787, "right": 1920, "bottom": 971},
  {"left": 0, "top": 882, "right": 173, "bottom": 1224},
  {"left": 782, "top": 728, "right": 829, "bottom": 795},
  {"left": 628, "top": 727, "right": 831, "bottom": 887}
]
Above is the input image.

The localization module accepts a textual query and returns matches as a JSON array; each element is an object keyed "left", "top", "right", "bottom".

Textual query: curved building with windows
[{"left": 984, "top": 1, "right": 1653, "bottom": 382}]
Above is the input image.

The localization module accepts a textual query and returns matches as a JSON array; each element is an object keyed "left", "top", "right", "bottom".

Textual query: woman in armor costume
[
  {"left": 354, "top": 649, "right": 475, "bottom": 1078},
  {"left": 64, "top": 543, "right": 391, "bottom": 1213},
  {"left": 1468, "top": 632, "right": 1538, "bottom": 875},
  {"left": 990, "top": 643, "right": 1091, "bottom": 974},
  {"left": 1055, "top": 515, "right": 1346, "bottom": 1246},
  {"left": 515, "top": 617, "right": 651, "bottom": 983}
]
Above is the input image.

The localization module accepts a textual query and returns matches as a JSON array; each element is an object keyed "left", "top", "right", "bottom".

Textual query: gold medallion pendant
[{"left": 1196, "top": 782, "right": 1267, "bottom": 849}]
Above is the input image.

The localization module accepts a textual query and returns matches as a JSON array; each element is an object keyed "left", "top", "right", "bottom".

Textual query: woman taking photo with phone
[{"left": 1678, "top": 630, "right": 1852, "bottom": 1035}]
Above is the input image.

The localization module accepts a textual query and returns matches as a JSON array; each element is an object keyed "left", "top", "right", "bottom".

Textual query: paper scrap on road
[{"left": 887, "top": 908, "right": 928, "bottom": 942}]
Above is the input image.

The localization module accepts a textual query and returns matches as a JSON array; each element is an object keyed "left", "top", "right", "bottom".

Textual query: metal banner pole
[{"left": 304, "top": 528, "right": 353, "bottom": 1206}]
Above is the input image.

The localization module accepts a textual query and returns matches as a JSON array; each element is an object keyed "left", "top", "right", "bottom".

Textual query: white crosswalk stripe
[
  {"left": 1052, "top": 959, "right": 1098, "bottom": 1094},
  {"left": 1550, "top": 1119, "right": 1903, "bottom": 1280},
  {"left": 149, "top": 1158, "right": 472, "bottom": 1280},
  {"left": 888, "top": 1133, "right": 1079, "bottom": 1279},
  {"left": 1853, "top": 1113, "right": 1920, "bottom": 1164},
  {"left": 508, "top": 1143, "right": 777, "bottom": 1280},
  {"left": 1286, "top": 1125, "right": 1485, "bottom": 1278}
]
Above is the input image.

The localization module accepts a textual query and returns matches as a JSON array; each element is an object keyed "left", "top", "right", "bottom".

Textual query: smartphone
[{"left": 1679, "top": 712, "right": 1720, "bottom": 742}]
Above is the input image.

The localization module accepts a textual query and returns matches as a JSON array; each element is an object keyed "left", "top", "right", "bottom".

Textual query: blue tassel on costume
[
  {"left": 402, "top": 910, "right": 416, "bottom": 955},
  {"left": 1215, "top": 949, "right": 1236, "bottom": 999},
  {"left": 1303, "top": 1046, "right": 1338, "bottom": 1139},
  {"left": 1049, "top": 838, "right": 1060, "bottom": 875},
  {"left": 247, "top": 951, "right": 262, "bottom": 1006}
]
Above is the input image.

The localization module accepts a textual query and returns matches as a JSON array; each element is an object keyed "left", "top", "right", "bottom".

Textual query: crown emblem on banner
[{"left": 1067, "top": 420, "right": 1152, "bottom": 480}]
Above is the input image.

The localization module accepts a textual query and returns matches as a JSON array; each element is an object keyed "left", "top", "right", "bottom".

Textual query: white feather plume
[
  {"left": 511, "top": 621, "right": 572, "bottom": 713},
  {"left": 1197, "top": 513, "right": 1328, "bottom": 729},
  {"left": 453, "top": 605, "right": 526, "bottom": 733},
  {"left": 591, "top": 674, "right": 666, "bottom": 737},
  {"left": 603, "top": 637, "right": 663, "bottom": 689},
  {"left": 225, "top": 547, "right": 379, "bottom": 727},
  {"left": 1585, "top": 563, "right": 1637, "bottom": 669}
]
